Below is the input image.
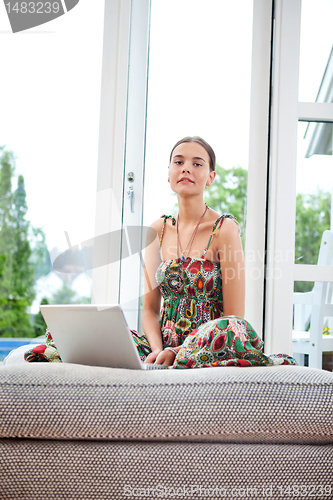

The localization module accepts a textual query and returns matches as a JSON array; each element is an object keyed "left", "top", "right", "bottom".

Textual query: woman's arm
[
  {"left": 217, "top": 218, "right": 245, "bottom": 318},
  {"left": 141, "top": 219, "right": 164, "bottom": 362}
]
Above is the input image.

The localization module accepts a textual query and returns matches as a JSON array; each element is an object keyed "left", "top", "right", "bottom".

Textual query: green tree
[
  {"left": 33, "top": 297, "right": 49, "bottom": 337},
  {"left": 0, "top": 147, "right": 15, "bottom": 303},
  {"left": 0, "top": 253, "right": 5, "bottom": 279},
  {"left": 12, "top": 175, "right": 35, "bottom": 301},
  {"left": 0, "top": 148, "right": 36, "bottom": 337},
  {"left": 29, "top": 227, "right": 51, "bottom": 280},
  {"left": 294, "top": 189, "right": 331, "bottom": 293},
  {"left": 204, "top": 164, "right": 248, "bottom": 232}
]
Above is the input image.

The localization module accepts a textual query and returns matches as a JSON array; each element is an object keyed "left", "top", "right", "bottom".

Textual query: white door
[{"left": 264, "top": 0, "right": 333, "bottom": 361}]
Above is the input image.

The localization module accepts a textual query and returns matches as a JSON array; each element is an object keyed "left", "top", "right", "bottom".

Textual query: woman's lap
[{"left": 131, "top": 316, "right": 298, "bottom": 368}]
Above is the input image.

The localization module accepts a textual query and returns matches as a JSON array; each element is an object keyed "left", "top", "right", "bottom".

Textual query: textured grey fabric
[
  {"left": 1, "top": 440, "right": 333, "bottom": 499},
  {"left": 0, "top": 363, "right": 332, "bottom": 444}
]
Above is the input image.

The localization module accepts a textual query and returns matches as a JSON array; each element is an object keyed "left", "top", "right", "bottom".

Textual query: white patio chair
[{"left": 292, "top": 230, "right": 333, "bottom": 369}]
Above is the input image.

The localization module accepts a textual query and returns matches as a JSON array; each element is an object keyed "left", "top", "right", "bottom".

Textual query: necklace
[{"left": 176, "top": 204, "right": 209, "bottom": 262}]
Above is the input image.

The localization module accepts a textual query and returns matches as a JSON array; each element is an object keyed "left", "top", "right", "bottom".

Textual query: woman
[
  {"left": 131, "top": 136, "right": 296, "bottom": 368},
  {"left": 25, "top": 136, "right": 296, "bottom": 367}
]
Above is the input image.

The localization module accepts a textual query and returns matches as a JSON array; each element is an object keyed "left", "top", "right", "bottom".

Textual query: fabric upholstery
[
  {"left": 1, "top": 440, "right": 332, "bottom": 499},
  {"left": 1, "top": 363, "right": 332, "bottom": 445}
]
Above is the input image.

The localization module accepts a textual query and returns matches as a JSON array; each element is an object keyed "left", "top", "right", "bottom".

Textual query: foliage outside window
[
  {"left": 0, "top": 146, "right": 90, "bottom": 339},
  {"left": 204, "top": 164, "right": 248, "bottom": 248},
  {"left": 295, "top": 188, "right": 331, "bottom": 293},
  {"left": 0, "top": 147, "right": 36, "bottom": 337}
]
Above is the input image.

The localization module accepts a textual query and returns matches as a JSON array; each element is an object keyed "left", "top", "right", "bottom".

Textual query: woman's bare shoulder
[
  {"left": 150, "top": 217, "right": 165, "bottom": 233},
  {"left": 148, "top": 217, "right": 171, "bottom": 244},
  {"left": 217, "top": 215, "right": 240, "bottom": 241},
  {"left": 150, "top": 215, "right": 177, "bottom": 232},
  {"left": 220, "top": 215, "right": 239, "bottom": 229}
]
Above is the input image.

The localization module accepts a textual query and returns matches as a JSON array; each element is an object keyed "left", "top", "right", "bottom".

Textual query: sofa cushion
[
  {"left": 0, "top": 363, "right": 332, "bottom": 445},
  {"left": 1, "top": 440, "right": 333, "bottom": 500}
]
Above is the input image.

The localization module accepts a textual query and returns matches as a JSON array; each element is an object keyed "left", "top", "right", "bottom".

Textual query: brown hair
[{"left": 169, "top": 136, "right": 216, "bottom": 172}]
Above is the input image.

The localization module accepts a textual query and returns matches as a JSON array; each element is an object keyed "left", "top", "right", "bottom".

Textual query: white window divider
[
  {"left": 264, "top": 0, "right": 302, "bottom": 356},
  {"left": 245, "top": 0, "right": 273, "bottom": 338},
  {"left": 298, "top": 102, "right": 333, "bottom": 122},
  {"left": 294, "top": 264, "right": 333, "bottom": 282}
]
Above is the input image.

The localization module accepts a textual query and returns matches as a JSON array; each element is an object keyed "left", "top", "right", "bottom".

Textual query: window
[
  {"left": 0, "top": 1, "right": 104, "bottom": 355},
  {"left": 265, "top": 0, "right": 333, "bottom": 360}
]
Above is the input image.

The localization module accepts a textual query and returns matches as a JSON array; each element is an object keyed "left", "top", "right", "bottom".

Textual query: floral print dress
[{"left": 132, "top": 213, "right": 297, "bottom": 368}]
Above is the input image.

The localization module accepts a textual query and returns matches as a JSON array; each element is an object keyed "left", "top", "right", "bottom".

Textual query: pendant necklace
[{"left": 176, "top": 204, "right": 208, "bottom": 262}]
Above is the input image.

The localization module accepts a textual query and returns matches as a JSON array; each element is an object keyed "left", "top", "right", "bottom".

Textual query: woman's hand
[
  {"left": 155, "top": 349, "right": 176, "bottom": 366},
  {"left": 144, "top": 349, "right": 162, "bottom": 364}
]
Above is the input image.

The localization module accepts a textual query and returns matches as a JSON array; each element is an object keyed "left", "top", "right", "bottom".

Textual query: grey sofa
[{"left": 0, "top": 356, "right": 333, "bottom": 499}]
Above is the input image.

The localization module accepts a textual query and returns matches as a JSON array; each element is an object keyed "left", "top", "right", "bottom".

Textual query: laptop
[{"left": 40, "top": 304, "right": 169, "bottom": 370}]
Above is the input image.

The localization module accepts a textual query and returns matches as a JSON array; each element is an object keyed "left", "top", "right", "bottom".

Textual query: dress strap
[
  {"left": 202, "top": 213, "right": 238, "bottom": 258},
  {"left": 159, "top": 215, "right": 176, "bottom": 248}
]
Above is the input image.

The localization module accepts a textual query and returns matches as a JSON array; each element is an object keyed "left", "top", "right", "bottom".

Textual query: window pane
[
  {"left": 0, "top": 4, "right": 104, "bottom": 346},
  {"left": 299, "top": 0, "right": 333, "bottom": 102},
  {"left": 294, "top": 121, "right": 332, "bottom": 275},
  {"left": 143, "top": 0, "right": 252, "bottom": 234},
  {"left": 293, "top": 280, "right": 333, "bottom": 371}
]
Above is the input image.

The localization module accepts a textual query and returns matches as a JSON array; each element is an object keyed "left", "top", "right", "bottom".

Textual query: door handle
[{"left": 127, "top": 185, "right": 134, "bottom": 213}]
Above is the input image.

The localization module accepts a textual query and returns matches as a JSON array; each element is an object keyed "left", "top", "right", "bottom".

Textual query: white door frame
[
  {"left": 92, "top": 0, "right": 131, "bottom": 307},
  {"left": 245, "top": 0, "right": 273, "bottom": 338},
  {"left": 92, "top": 0, "right": 150, "bottom": 331},
  {"left": 119, "top": 0, "right": 150, "bottom": 328},
  {"left": 264, "top": 0, "right": 333, "bottom": 355}
]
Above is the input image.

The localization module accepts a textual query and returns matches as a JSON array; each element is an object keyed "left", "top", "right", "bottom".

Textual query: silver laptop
[{"left": 40, "top": 304, "right": 169, "bottom": 370}]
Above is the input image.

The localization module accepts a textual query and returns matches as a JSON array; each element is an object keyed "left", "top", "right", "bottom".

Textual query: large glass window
[{"left": 0, "top": 2, "right": 104, "bottom": 356}]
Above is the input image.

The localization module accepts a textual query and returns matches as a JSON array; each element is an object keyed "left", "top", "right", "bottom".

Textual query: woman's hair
[{"left": 169, "top": 136, "right": 216, "bottom": 172}]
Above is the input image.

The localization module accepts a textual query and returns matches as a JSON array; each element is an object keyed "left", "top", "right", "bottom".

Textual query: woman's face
[{"left": 168, "top": 142, "right": 216, "bottom": 196}]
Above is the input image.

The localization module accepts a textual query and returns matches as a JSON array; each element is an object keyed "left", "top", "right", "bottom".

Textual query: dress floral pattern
[
  {"left": 156, "top": 255, "right": 224, "bottom": 347},
  {"left": 24, "top": 329, "right": 61, "bottom": 362},
  {"left": 174, "top": 316, "right": 296, "bottom": 369}
]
